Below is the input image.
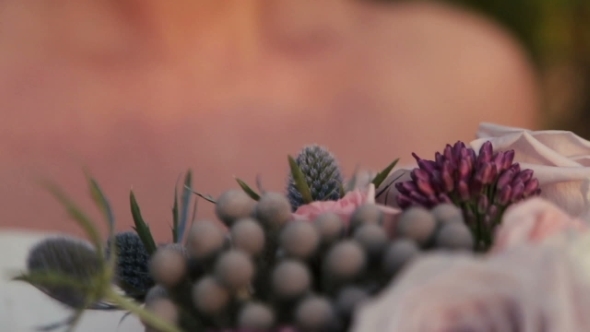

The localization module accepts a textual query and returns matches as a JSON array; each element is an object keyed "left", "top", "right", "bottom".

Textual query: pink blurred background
[{"left": 0, "top": 0, "right": 538, "bottom": 241}]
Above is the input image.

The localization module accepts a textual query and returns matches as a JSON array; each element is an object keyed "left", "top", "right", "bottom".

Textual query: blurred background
[
  {"left": 0, "top": 0, "right": 589, "bottom": 239},
  {"left": 437, "top": 0, "right": 590, "bottom": 135}
]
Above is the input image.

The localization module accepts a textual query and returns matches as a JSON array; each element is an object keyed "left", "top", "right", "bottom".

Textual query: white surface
[{"left": 0, "top": 230, "right": 143, "bottom": 332}]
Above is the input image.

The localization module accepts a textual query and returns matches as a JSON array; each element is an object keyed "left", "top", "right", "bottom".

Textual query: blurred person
[{"left": 0, "top": 0, "right": 539, "bottom": 238}]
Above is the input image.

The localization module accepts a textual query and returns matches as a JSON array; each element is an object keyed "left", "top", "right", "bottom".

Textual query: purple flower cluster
[{"left": 395, "top": 141, "right": 541, "bottom": 250}]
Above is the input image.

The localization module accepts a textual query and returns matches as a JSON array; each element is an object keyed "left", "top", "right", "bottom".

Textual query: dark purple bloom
[{"left": 395, "top": 141, "right": 541, "bottom": 251}]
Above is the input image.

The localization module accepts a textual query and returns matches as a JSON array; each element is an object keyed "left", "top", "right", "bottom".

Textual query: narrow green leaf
[
  {"left": 235, "top": 177, "right": 260, "bottom": 201},
  {"left": 186, "top": 186, "right": 217, "bottom": 204},
  {"left": 288, "top": 155, "right": 313, "bottom": 203},
  {"left": 177, "top": 170, "right": 193, "bottom": 242},
  {"left": 129, "top": 191, "right": 157, "bottom": 255},
  {"left": 13, "top": 272, "right": 89, "bottom": 290},
  {"left": 339, "top": 184, "right": 346, "bottom": 198},
  {"left": 85, "top": 176, "right": 115, "bottom": 234},
  {"left": 40, "top": 181, "right": 103, "bottom": 251},
  {"left": 372, "top": 159, "right": 399, "bottom": 188},
  {"left": 172, "top": 190, "right": 179, "bottom": 243}
]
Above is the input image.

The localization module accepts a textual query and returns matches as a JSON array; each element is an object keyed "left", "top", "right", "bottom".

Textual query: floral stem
[{"left": 105, "top": 288, "right": 184, "bottom": 332}]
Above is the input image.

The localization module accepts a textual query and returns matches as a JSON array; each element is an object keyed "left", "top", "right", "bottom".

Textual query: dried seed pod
[
  {"left": 230, "top": 218, "right": 266, "bottom": 256},
  {"left": 192, "top": 276, "right": 230, "bottom": 315},
  {"left": 353, "top": 224, "right": 389, "bottom": 263},
  {"left": 280, "top": 220, "right": 320, "bottom": 260},
  {"left": 237, "top": 302, "right": 276, "bottom": 331},
  {"left": 214, "top": 250, "right": 255, "bottom": 292},
  {"left": 215, "top": 189, "right": 257, "bottom": 226},
  {"left": 186, "top": 221, "right": 226, "bottom": 260},
  {"left": 396, "top": 207, "right": 437, "bottom": 246},
  {"left": 255, "top": 192, "right": 292, "bottom": 230},
  {"left": 142, "top": 298, "right": 178, "bottom": 329},
  {"left": 272, "top": 260, "right": 312, "bottom": 300},
  {"left": 149, "top": 248, "right": 187, "bottom": 288}
]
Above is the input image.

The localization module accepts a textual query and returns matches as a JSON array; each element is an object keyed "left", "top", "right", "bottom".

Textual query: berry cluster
[{"left": 143, "top": 190, "right": 473, "bottom": 332}]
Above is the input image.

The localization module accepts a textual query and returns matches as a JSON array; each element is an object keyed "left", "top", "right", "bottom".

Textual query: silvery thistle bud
[
  {"left": 287, "top": 145, "right": 344, "bottom": 210},
  {"left": 395, "top": 141, "right": 541, "bottom": 251}
]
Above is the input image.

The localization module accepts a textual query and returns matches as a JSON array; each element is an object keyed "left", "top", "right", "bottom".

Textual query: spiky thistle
[
  {"left": 106, "top": 231, "right": 154, "bottom": 300},
  {"left": 395, "top": 141, "right": 541, "bottom": 251},
  {"left": 286, "top": 145, "right": 344, "bottom": 210}
]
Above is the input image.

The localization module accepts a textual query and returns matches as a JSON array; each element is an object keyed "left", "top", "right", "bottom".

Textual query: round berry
[
  {"left": 230, "top": 218, "right": 266, "bottom": 256},
  {"left": 314, "top": 212, "right": 344, "bottom": 244},
  {"left": 396, "top": 207, "right": 436, "bottom": 246},
  {"left": 192, "top": 276, "right": 230, "bottom": 315},
  {"left": 186, "top": 221, "right": 226, "bottom": 259},
  {"left": 214, "top": 250, "right": 255, "bottom": 291},
  {"left": 431, "top": 204, "right": 464, "bottom": 225},
  {"left": 272, "top": 260, "right": 311, "bottom": 299},
  {"left": 434, "top": 223, "right": 474, "bottom": 251},
  {"left": 237, "top": 302, "right": 275, "bottom": 330},
  {"left": 323, "top": 241, "right": 366, "bottom": 281},
  {"left": 335, "top": 286, "right": 369, "bottom": 319},
  {"left": 350, "top": 204, "right": 383, "bottom": 230},
  {"left": 144, "top": 285, "right": 169, "bottom": 305},
  {"left": 215, "top": 189, "right": 256, "bottom": 226},
  {"left": 381, "top": 239, "right": 420, "bottom": 278},
  {"left": 353, "top": 224, "right": 389, "bottom": 259},
  {"left": 149, "top": 248, "right": 187, "bottom": 288},
  {"left": 295, "top": 296, "right": 336, "bottom": 332},
  {"left": 280, "top": 220, "right": 320, "bottom": 260},
  {"left": 143, "top": 298, "right": 178, "bottom": 328},
  {"left": 255, "top": 192, "right": 292, "bottom": 230}
]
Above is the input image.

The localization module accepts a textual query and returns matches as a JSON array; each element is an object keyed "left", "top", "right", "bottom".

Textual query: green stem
[{"left": 105, "top": 289, "right": 184, "bottom": 332}]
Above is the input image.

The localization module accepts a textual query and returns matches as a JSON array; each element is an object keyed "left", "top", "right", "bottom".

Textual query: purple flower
[{"left": 395, "top": 141, "right": 541, "bottom": 250}]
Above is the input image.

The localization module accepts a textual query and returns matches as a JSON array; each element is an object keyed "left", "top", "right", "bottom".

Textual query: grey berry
[
  {"left": 186, "top": 221, "right": 226, "bottom": 259},
  {"left": 314, "top": 212, "right": 344, "bottom": 244},
  {"left": 214, "top": 250, "right": 255, "bottom": 291},
  {"left": 323, "top": 241, "right": 366, "bottom": 281},
  {"left": 149, "top": 248, "right": 187, "bottom": 288},
  {"left": 335, "top": 286, "right": 369, "bottom": 318},
  {"left": 280, "top": 220, "right": 320, "bottom": 260},
  {"left": 272, "top": 260, "right": 311, "bottom": 299},
  {"left": 255, "top": 192, "right": 292, "bottom": 230},
  {"left": 295, "top": 296, "right": 336, "bottom": 332},
  {"left": 350, "top": 204, "right": 384, "bottom": 230},
  {"left": 215, "top": 190, "right": 256, "bottom": 226},
  {"left": 353, "top": 224, "right": 389, "bottom": 259},
  {"left": 230, "top": 218, "right": 266, "bottom": 256},
  {"left": 434, "top": 223, "right": 474, "bottom": 251},
  {"left": 381, "top": 239, "right": 420, "bottom": 278},
  {"left": 192, "top": 276, "right": 230, "bottom": 315},
  {"left": 237, "top": 302, "right": 276, "bottom": 330},
  {"left": 431, "top": 204, "right": 464, "bottom": 225},
  {"left": 396, "top": 207, "right": 437, "bottom": 246}
]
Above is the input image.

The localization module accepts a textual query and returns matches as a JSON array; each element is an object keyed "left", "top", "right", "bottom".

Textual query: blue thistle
[
  {"left": 287, "top": 145, "right": 344, "bottom": 210},
  {"left": 106, "top": 232, "right": 154, "bottom": 300},
  {"left": 26, "top": 236, "right": 104, "bottom": 308}
]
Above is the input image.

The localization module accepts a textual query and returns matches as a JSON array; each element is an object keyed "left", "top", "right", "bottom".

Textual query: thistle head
[
  {"left": 395, "top": 141, "right": 541, "bottom": 250},
  {"left": 106, "top": 231, "right": 154, "bottom": 300},
  {"left": 287, "top": 145, "right": 344, "bottom": 210}
]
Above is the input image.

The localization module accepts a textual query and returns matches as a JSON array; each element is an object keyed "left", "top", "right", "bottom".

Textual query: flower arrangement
[{"left": 11, "top": 123, "right": 590, "bottom": 332}]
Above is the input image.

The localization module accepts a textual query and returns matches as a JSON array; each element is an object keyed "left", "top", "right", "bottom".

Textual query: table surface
[{"left": 0, "top": 229, "right": 144, "bottom": 332}]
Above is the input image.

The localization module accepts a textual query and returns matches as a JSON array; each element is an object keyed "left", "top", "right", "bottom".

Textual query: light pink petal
[{"left": 493, "top": 198, "right": 588, "bottom": 252}]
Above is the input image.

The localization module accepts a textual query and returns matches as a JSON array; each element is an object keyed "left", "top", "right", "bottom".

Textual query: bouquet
[{"left": 12, "top": 123, "right": 590, "bottom": 332}]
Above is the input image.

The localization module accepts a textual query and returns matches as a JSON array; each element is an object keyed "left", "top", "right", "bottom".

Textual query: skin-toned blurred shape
[{"left": 0, "top": 0, "right": 539, "bottom": 238}]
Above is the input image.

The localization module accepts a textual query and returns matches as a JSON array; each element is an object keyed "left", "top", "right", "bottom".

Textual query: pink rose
[
  {"left": 352, "top": 244, "right": 590, "bottom": 332},
  {"left": 470, "top": 122, "right": 590, "bottom": 218},
  {"left": 292, "top": 184, "right": 400, "bottom": 231},
  {"left": 492, "top": 197, "right": 588, "bottom": 252}
]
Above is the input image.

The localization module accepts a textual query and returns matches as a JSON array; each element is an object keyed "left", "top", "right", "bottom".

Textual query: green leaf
[
  {"left": 186, "top": 186, "right": 217, "bottom": 204},
  {"left": 288, "top": 155, "right": 313, "bottom": 204},
  {"left": 129, "top": 191, "right": 157, "bottom": 255},
  {"left": 372, "top": 159, "right": 399, "bottom": 188},
  {"left": 339, "top": 183, "right": 346, "bottom": 198},
  {"left": 177, "top": 170, "right": 193, "bottom": 242},
  {"left": 235, "top": 177, "right": 260, "bottom": 201},
  {"left": 40, "top": 181, "right": 103, "bottom": 251},
  {"left": 172, "top": 189, "right": 179, "bottom": 243},
  {"left": 85, "top": 175, "right": 115, "bottom": 234}
]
